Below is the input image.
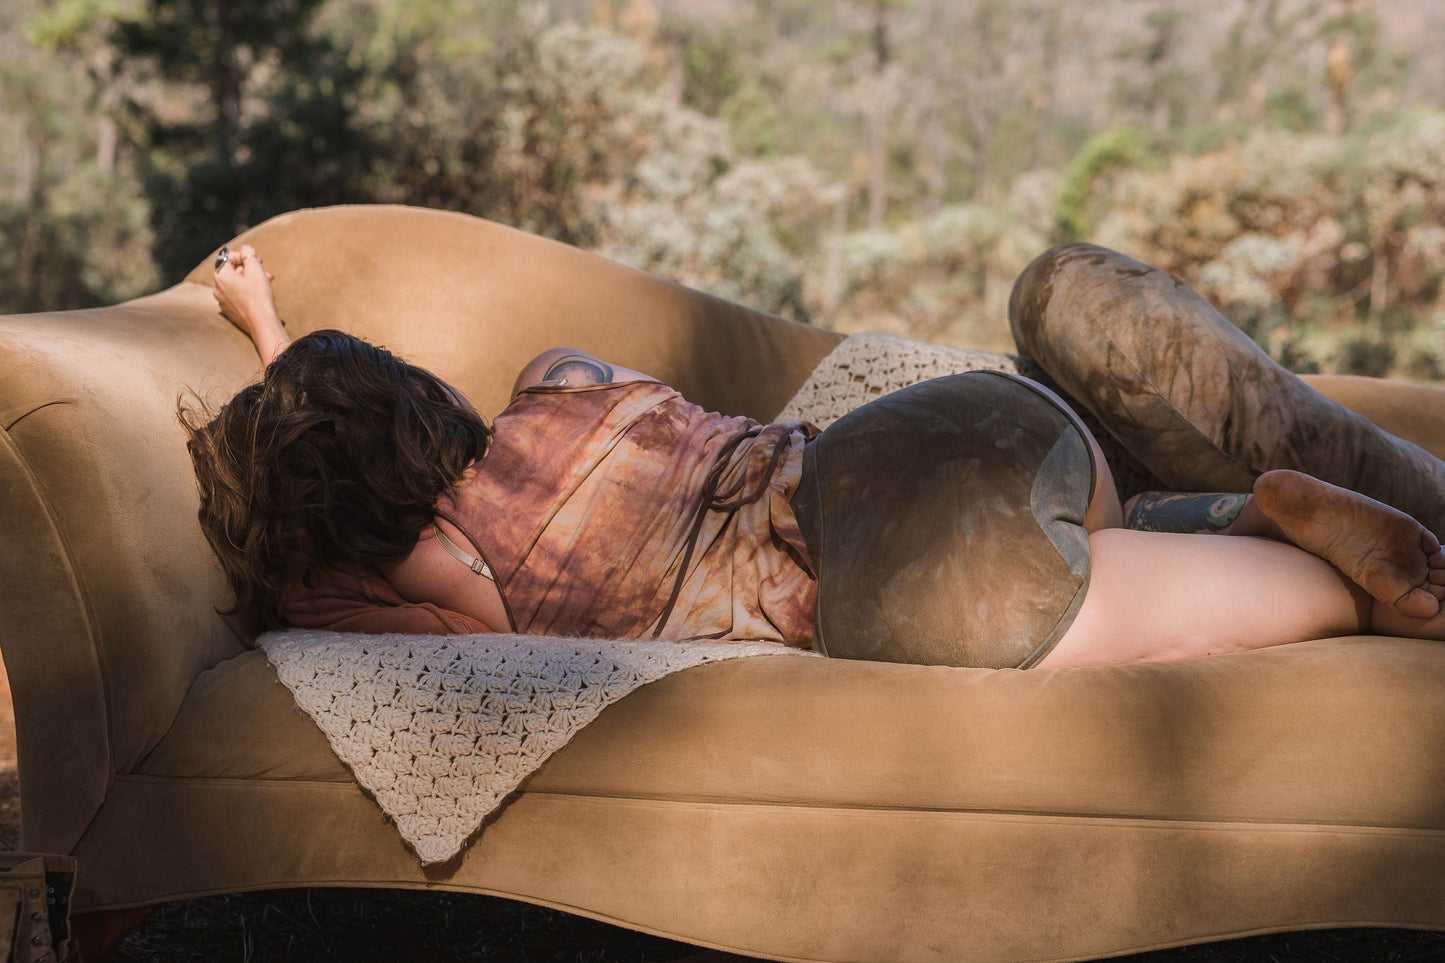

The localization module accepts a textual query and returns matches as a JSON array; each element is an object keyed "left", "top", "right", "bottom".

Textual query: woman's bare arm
[
  {"left": 511, "top": 347, "right": 659, "bottom": 397},
  {"left": 213, "top": 243, "right": 291, "bottom": 366}
]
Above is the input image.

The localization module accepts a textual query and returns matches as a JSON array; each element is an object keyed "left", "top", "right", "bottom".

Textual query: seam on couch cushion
[
  {"left": 111, "top": 775, "right": 1445, "bottom": 836},
  {"left": 512, "top": 789, "right": 1445, "bottom": 835},
  {"left": 118, "top": 772, "right": 354, "bottom": 788}
]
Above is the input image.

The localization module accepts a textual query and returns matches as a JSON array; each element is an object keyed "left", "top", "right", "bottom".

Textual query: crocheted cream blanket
[
  {"left": 260, "top": 629, "right": 811, "bottom": 863},
  {"left": 262, "top": 332, "right": 1019, "bottom": 865},
  {"left": 777, "top": 332, "right": 1024, "bottom": 428}
]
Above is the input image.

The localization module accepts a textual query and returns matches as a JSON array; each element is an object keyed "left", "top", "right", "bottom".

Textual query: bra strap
[{"left": 432, "top": 523, "right": 495, "bottom": 581}]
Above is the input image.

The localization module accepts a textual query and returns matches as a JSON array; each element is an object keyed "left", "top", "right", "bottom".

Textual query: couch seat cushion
[
  {"left": 138, "top": 637, "right": 1445, "bottom": 836},
  {"left": 139, "top": 650, "right": 350, "bottom": 782}
]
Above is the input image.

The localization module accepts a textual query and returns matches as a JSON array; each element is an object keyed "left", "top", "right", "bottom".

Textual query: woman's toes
[
  {"left": 1396, "top": 586, "right": 1443, "bottom": 621},
  {"left": 1430, "top": 568, "right": 1445, "bottom": 585}
]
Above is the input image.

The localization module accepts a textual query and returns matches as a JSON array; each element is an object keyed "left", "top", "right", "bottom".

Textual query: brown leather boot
[{"left": 1009, "top": 243, "right": 1445, "bottom": 537}]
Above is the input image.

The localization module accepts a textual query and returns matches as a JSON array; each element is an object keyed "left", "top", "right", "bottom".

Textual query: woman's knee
[
  {"left": 1009, "top": 242, "right": 1243, "bottom": 379},
  {"left": 1008, "top": 243, "right": 1287, "bottom": 493},
  {"left": 1008, "top": 243, "right": 1096, "bottom": 361}
]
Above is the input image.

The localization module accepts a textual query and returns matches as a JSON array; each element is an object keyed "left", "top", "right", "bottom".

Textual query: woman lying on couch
[{"left": 183, "top": 242, "right": 1445, "bottom": 671}]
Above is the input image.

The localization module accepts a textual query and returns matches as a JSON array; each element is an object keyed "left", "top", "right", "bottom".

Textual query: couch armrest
[
  {"left": 0, "top": 286, "right": 254, "bottom": 854},
  {"left": 0, "top": 427, "right": 110, "bottom": 855}
]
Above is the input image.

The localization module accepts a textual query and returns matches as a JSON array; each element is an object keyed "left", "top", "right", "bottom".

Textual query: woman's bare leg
[
  {"left": 1041, "top": 524, "right": 1445, "bottom": 668},
  {"left": 1053, "top": 385, "right": 1445, "bottom": 664},
  {"left": 1038, "top": 530, "right": 1373, "bottom": 667},
  {"left": 1122, "top": 472, "right": 1445, "bottom": 618}
]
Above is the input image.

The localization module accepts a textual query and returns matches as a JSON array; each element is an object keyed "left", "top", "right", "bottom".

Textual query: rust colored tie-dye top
[{"left": 432, "top": 380, "right": 818, "bottom": 646}]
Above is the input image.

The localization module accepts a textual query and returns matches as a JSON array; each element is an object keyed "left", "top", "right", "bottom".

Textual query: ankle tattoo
[{"left": 1126, "top": 492, "right": 1249, "bottom": 534}]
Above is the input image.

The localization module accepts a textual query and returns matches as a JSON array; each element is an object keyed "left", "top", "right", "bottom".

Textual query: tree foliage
[
  {"left": 116, "top": 0, "right": 369, "bottom": 281},
  {"left": 0, "top": 0, "right": 156, "bottom": 312},
  {"left": 2, "top": 0, "right": 1443, "bottom": 379}
]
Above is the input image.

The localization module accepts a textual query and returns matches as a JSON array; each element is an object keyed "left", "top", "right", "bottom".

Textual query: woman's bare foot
[
  {"left": 1370, "top": 596, "right": 1445, "bottom": 641},
  {"left": 1252, "top": 469, "right": 1445, "bottom": 620}
]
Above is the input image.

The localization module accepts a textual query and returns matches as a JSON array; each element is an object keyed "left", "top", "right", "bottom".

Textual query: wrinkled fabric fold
[{"left": 441, "top": 381, "right": 818, "bottom": 645}]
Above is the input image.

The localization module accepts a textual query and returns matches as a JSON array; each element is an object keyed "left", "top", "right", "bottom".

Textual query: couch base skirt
[{"left": 74, "top": 775, "right": 1445, "bottom": 963}]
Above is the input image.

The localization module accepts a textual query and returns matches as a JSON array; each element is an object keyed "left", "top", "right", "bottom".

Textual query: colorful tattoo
[
  {"left": 543, "top": 355, "right": 614, "bottom": 385},
  {"left": 1125, "top": 492, "right": 1249, "bottom": 534}
]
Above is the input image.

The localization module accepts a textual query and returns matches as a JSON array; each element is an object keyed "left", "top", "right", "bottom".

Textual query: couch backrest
[
  {"left": 198, "top": 205, "right": 842, "bottom": 422},
  {"left": 0, "top": 204, "right": 841, "bottom": 853}
]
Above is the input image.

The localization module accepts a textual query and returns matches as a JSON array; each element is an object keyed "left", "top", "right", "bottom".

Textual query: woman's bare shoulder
[{"left": 381, "top": 519, "right": 511, "bottom": 633}]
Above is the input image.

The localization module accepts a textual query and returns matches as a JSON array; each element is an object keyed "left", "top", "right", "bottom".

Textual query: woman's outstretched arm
[{"left": 213, "top": 243, "right": 291, "bottom": 366}]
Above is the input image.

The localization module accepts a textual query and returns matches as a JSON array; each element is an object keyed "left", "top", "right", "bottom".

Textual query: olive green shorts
[{"left": 791, "top": 371, "right": 1095, "bottom": 669}]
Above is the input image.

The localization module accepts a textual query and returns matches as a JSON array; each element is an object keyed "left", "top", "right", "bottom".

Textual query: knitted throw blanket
[
  {"left": 777, "top": 332, "right": 1026, "bottom": 428},
  {"left": 259, "top": 333, "right": 1027, "bottom": 865},
  {"left": 778, "top": 332, "right": 1164, "bottom": 499},
  {"left": 260, "top": 629, "right": 812, "bottom": 864}
]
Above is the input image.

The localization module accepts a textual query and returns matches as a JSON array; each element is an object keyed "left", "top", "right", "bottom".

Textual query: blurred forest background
[{"left": 4, "top": 0, "right": 1445, "bottom": 380}]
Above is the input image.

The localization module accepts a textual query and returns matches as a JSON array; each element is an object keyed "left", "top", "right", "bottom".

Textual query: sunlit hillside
[{"left": 3, "top": 0, "right": 1443, "bottom": 377}]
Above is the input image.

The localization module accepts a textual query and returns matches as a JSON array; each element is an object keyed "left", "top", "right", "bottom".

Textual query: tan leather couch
[{"left": 2, "top": 205, "right": 1442, "bottom": 963}]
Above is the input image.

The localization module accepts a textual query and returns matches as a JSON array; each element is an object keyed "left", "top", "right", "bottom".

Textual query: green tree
[
  {"left": 322, "top": 8, "right": 838, "bottom": 319},
  {"left": 0, "top": 0, "right": 156, "bottom": 313},
  {"left": 117, "top": 0, "right": 368, "bottom": 282},
  {"left": 1055, "top": 128, "right": 1159, "bottom": 242}
]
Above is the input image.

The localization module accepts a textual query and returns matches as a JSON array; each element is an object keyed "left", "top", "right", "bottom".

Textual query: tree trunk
[
  {"left": 822, "top": 196, "right": 848, "bottom": 313},
  {"left": 866, "top": 0, "right": 891, "bottom": 231},
  {"left": 97, "top": 115, "right": 119, "bottom": 174},
  {"left": 17, "top": 126, "right": 48, "bottom": 312},
  {"left": 1325, "top": 37, "right": 1351, "bottom": 136},
  {"left": 867, "top": 75, "right": 887, "bottom": 229}
]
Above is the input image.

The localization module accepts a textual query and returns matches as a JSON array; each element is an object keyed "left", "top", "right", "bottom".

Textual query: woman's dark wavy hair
[{"left": 180, "top": 329, "right": 492, "bottom": 627}]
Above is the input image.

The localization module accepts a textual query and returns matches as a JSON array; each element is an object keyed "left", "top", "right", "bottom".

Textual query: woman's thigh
[{"left": 1036, "top": 528, "right": 1370, "bottom": 668}]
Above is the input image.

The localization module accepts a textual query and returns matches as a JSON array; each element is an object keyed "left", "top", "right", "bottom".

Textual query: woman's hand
[{"left": 213, "top": 243, "right": 292, "bottom": 366}]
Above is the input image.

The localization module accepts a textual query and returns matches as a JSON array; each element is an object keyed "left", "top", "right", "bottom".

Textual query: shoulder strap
[{"left": 432, "top": 523, "right": 495, "bottom": 581}]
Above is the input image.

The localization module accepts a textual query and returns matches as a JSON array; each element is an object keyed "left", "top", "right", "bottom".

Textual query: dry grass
[{"left": 0, "top": 659, "right": 1439, "bottom": 962}]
